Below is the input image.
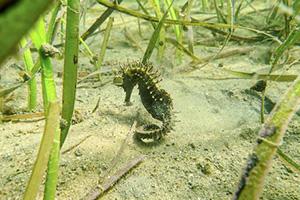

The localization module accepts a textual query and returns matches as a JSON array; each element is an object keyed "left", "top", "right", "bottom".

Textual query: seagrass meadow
[{"left": 0, "top": 0, "right": 300, "bottom": 199}]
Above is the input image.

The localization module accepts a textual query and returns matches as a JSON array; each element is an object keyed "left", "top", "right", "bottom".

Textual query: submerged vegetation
[{"left": 0, "top": 0, "right": 300, "bottom": 199}]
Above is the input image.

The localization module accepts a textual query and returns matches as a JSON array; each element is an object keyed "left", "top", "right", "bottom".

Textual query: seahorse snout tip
[{"left": 113, "top": 76, "right": 124, "bottom": 86}]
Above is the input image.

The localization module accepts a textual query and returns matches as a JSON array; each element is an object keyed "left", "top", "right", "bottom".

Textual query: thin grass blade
[
  {"left": 222, "top": 68, "right": 298, "bottom": 82},
  {"left": 23, "top": 101, "right": 60, "bottom": 200},
  {"left": 20, "top": 38, "right": 37, "bottom": 111},
  {"left": 46, "top": 1, "right": 62, "bottom": 43},
  {"left": 60, "top": 0, "right": 80, "bottom": 147},
  {"left": 142, "top": 0, "right": 174, "bottom": 64},
  {"left": 270, "top": 28, "right": 300, "bottom": 73},
  {"left": 81, "top": 0, "right": 123, "bottom": 41},
  {"left": 165, "top": 37, "right": 201, "bottom": 61},
  {"left": 97, "top": 17, "right": 114, "bottom": 69},
  {"left": 277, "top": 148, "right": 300, "bottom": 173}
]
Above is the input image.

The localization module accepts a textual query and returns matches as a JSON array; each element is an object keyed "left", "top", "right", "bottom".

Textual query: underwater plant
[{"left": 0, "top": 0, "right": 54, "bottom": 65}]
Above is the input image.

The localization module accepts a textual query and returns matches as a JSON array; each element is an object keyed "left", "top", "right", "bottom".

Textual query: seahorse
[{"left": 113, "top": 61, "right": 174, "bottom": 142}]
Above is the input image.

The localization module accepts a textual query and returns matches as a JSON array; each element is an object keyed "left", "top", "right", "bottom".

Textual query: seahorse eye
[{"left": 113, "top": 76, "right": 124, "bottom": 86}]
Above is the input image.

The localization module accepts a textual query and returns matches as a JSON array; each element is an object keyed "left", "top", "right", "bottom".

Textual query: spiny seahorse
[{"left": 113, "top": 61, "right": 174, "bottom": 142}]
